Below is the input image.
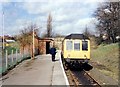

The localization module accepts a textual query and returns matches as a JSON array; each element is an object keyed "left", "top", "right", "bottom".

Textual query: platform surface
[{"left": 1, "top": 50, "right": 69, "bottom": 86}]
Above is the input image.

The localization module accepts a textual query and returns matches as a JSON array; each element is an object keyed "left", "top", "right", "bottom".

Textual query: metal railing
[{"left": 0, "top": 49, "right": 30, "bottom": 75}]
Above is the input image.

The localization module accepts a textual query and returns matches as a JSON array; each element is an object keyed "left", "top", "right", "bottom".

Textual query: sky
[{"left": 0, "top": 0, "right": 111, "bottom": 37}]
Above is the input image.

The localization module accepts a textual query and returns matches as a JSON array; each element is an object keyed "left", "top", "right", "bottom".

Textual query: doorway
[{"left": 46, "top": 42, "right": 50, "bottom": 54}]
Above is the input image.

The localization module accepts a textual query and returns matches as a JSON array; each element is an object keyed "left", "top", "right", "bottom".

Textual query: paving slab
[
  {"left": 52, "top": 50, "right": 69, "bottom": 85},
  {"left": 1, "top": 50, "right": 69, "bottom": 86}
]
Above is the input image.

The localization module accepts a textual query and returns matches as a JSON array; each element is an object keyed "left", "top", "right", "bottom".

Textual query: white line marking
[{"left": 58, "top": 50, "right": 69, "bottom": 86}]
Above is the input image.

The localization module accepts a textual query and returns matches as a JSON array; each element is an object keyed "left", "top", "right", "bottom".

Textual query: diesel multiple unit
[{"left": 61, "top": 34, "right": 90, "bottom": 64}]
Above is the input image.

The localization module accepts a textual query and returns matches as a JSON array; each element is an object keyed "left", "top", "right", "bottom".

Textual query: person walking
[{"left": 50, "top": 46, "right": 57, "bottom": 62}]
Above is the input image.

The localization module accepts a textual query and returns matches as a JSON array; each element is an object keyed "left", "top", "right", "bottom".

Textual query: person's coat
[{"left": 50, "top": 48, "right": 56, "bottom": 55}]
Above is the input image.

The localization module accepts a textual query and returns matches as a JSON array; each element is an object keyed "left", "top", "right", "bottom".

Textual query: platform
[{"left": 1, "top": 50, "right": 69, "bottom": 86}]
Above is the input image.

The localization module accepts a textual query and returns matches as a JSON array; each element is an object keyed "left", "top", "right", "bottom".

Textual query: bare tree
[
  {"left": 94, "top": 2, "right": 119, "bottom": 43},
  {"left": 83, "top": 25, "right": 91, "bottom": 37},
  {"left": 17, "top": 24, "right": 39, "bottom": 57},
  {"left": 47, "top": 13, "right": 52, "bottom": 37}
]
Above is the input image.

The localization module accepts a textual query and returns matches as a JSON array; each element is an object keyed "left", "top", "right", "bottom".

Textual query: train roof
[{"left": 64, "top": 34, "right": 89, "bottom": 39}]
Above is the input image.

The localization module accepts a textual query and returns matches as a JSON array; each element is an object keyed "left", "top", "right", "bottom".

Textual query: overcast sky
[{"left": 0, "top": 0, "right": 107, "bottom": 36}]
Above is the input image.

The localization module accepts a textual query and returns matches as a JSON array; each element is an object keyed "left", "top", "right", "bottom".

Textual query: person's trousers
[{"left": 52, "top": 55, "right": 55, "bottom": 61}]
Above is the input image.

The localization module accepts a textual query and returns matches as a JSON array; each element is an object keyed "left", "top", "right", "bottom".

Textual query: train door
[{"left": 46, "top": 42, "right": 50, "bottom": 54}]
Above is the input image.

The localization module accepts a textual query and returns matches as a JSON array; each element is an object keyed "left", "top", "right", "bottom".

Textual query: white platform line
[{"left": 58, "top": 50, "right": 69, "bottom": 86}]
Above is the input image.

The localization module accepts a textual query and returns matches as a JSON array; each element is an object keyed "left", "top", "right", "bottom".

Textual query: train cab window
[
  {"left": 82, "top": 41, "right": 88, "bottom": 51},
  {"left": 66, "top": 41, "right": 73, "bottom": 50},
  {"left": 74, "top": 41, "right": 80, "bottom": 51}
]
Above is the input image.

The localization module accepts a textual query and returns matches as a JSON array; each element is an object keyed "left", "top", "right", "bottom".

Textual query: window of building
[
  {"left": 74, "top": 41, "right": 80, "bottom": 50},
  {"left": 82, "top": 41, "right": 88, "bottom": 51},
  {"left": 66, "top": 41, "right": 73, "bottom": 50}
]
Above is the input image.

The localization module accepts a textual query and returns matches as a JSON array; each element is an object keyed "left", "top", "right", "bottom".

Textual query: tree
[
  {"left": 94, "top": 2, "right": 119, "bottom": 43},
  {"left": 16, "top": 24, "right": 39, "bottom": 58},
  {"left": 83, "top": 25, "right": 91, "bottom": 37},
  {"left": 47, "top": 13, "right": 52, "bottom": 37}
]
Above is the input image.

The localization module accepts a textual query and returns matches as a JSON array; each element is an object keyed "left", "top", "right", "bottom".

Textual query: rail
[
  {"left": 63, "top": 62, "right": 101, "bottom": 86},
  {"left": 83, "top": 70, "right": 101, "bottom": 87}
]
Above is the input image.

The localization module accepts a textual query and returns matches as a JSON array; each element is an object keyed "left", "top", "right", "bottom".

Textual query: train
[{"left": 61, "top": 34, "right": 90, "bottom": 65}]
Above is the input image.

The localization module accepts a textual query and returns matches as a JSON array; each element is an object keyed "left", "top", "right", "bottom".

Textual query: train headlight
[
  {"left": 68, "top": 54, "right": 70, "bottom": 57},
  {"left": 84, "top": 55, "right": 87, "bottom": 58}
]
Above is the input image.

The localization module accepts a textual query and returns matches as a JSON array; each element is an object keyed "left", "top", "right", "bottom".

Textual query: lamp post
[
  {"left": 2, "top": 7, "right": 5, "bottom": 50},
  {"left": 32, "top": 26, "right": 39, "bottom": 59},
  {"left": 32, "top": 26, "right": 35, "bottom": 59},
  {"left": 2, "top": 4, "right": 5, "bottom": 61}
]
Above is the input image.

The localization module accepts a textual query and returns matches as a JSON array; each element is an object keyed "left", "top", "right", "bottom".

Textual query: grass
[
  {"left": 91, "top": 43, "right": 119, "bottom": 81},
  {"left": 4, "top": 46, "right": 20, "bottom": 55},
  {"left": 4, "top": 42, "right": 20, "bottom": 55}
]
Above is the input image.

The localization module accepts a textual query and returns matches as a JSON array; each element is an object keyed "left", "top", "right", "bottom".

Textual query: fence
[{"left": 0, "top": 49, "right": 31, "bottom": 75}]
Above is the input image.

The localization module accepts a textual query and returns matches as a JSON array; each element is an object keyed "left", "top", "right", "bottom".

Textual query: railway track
[
  {"left": 74, "top": 70, "right": 101, "bottom": 86},
  {"left": 64, "top": 63, "right": 101, "bottom": 86},
  {"left": 84, "top": 70, "right": 101, "bottom": 86},
  {"left": 66, "top": 69, "right": 79, "bottom": 86}
]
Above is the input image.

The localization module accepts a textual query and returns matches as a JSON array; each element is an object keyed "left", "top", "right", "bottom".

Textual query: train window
[
  {"left": 74, "top": 41, "right": 80, "bottom": 50},
  {"left": 66, "top": 41, "right": 73, "bottom": 50},
  {"left": 82, "top": 41, "right": 88, "bottom": 51}
]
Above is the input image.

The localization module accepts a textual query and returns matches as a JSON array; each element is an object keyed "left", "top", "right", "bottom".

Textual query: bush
[{"left": 4, "top": 46, "right": 19, "bottom": 55}]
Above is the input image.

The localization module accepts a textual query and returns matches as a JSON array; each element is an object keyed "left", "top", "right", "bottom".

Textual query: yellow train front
[{"left": 61, "top": 34, "right": 90, "bottom": 64}]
